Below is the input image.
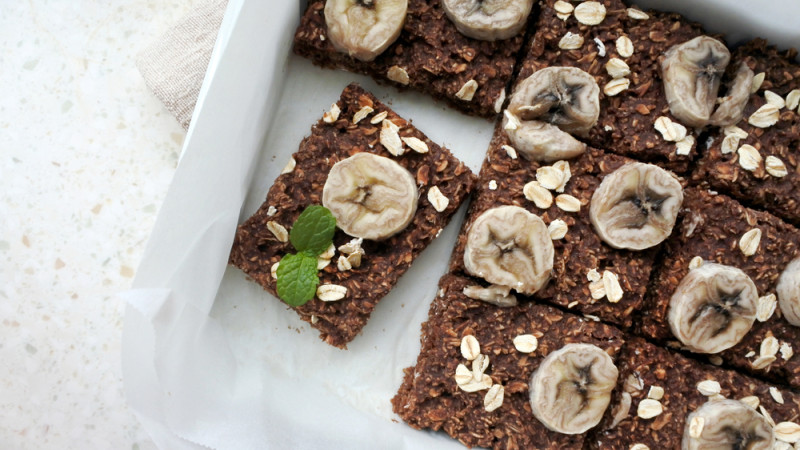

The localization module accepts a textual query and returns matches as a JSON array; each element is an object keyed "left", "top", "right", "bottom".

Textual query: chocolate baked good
[
  {"left": 694, "top": 39, "right": 800, "bottom": 227},
  {"left": 229, "top": 83, "right": 476, "bottom": 348},
  {"left": 589, "top": 337, "right": 800, "bottom": 449},
  {"left": 392, "top": 274, "right": 625, "bottom": 449},
  {"left": 638, "top": 187, "right": 800, "bottom": 387},
  {"left": 447, "top": 123, "right": 666, "bottom": 329},
  {"left": 293, "top": 0, "right": 530, "bottom": 117},
  {"left": 521, "top": 0, "right": 709, "bottom": 172}
]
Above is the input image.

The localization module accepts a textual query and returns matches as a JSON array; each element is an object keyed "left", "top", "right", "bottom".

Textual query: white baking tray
[{"left": 121, "top": 1, "right": 800, "bottom": 448}]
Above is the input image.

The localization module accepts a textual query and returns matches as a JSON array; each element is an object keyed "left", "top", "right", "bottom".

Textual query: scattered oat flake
[
  {"left": 630, "top": 444, "right": 650, "bottom": 450},
  {"left": 696, "top": 379, "right": 721, "bottom": 396},
  {"left": 548, "top": 219, "right": 568, "bottom": 240},
  {"left": 574, "top": 1, "right": 606, "bottom": 25},
  {"left": 708, "top": 355, "right": 723, "bottom": 366},
  {"left": 724, "top": 125, "right": 748, "bottom": 139},
  {"left": 387, "top": 66, "right": 409, "bottom": 85},
  {"left": 370, "top": 110, "right": 388, "bottom": 124},
  {"left": 594, "top": 37, "right": 606, "bottom": 57},
  {"left": 756, "top": 294, "right": 777, "bottom": 322},
  {"left": 317, "top": 284, "right": 347, "bottom": 301},
  {"left": 765, "top": 155, "right": 789, "bottom": 178},
  {"left": 267, "top": 221, "right": 289, "bottom": 242},
  {"left": 502, "top": 144, "right": 518, "bottom": 159},
  {"left": 336, "top": 255, "right": 351, "bottom": 272},
  {"left": 459, "top": 374, "right": 492, "bottom": 392},
  {"left": 380, "top": 119, "right": 404, "bottom": 156},
  {"left": 494, "top": 88, "right": 506, "bottom": 113},
  {"left": 765, "top": 90, "right": 786, "bottom": 109},
  {"left": 689, "top": 256, "right": 704, "bottom": 270},
  {"left": 553, "top": 0, "right": 574, "bottom": 15},
  {"left": 604, "top": 78, "right": 630, "bottom": 96},
  {"left": 559, "top": 32, "right": 584, "bottom": 50},
  {"left": 456, "top": 79, "right": 478, "bottom": 101},
  {"left": 647, "top": 386, "right": 664, "bottom": 400},
  {"left": 513, "top": 334, "right": 538, "bottom": 353},
  {"left": 281, "top": 157, "right": 296, "bottom": 174},
  {"left": 626, "top": 7, "right": 649, "bottom": 20},
  {"left": 472, "top": 353, "right": 489, "bottom": 379},
  {"left": 759, "top": 405, "right": 776, "bottom": 427},
  {"left": 637, "top": 399, "right": 663, "bottom": 419},
  {"left": 720, "top": 134, "right": 741, "bottom": 155},
  {"left": 488, "top": 180, "right": 498, "bottom": 190},
  {"left": 587, "top": 268, "right": 602, "bottom": 282},
  {"left": 654, "top": 116, "right": 685, "bottom": 142},
  {"left": 352, "top": 105, "right": 374, "bottom": 124},
  {"left": 524, "top": 180, "right": 553, "bottom": 209},
  {"left": 536, "top": 165, "right": 566, "bottom": 191},
  {"left": 322, "top": 103, "right": 341, "bottom": 123},
  {"left": 603, "top": 270, "right": 623, "bottom": 303},
  {"left": 761, "top": 335, "right": 780, "bottom": 357},
  {"left": 770, "top": 386, "right": 785, "bottom": 404},
  {"left": 751, "top": 72, "right": 765, "bottom": 93},
  {"left": 786, "top": 89, "right": 800, "bottom": 110},
  {"left": 745, "top": 350, "right": 756, "bottom": 358},
  {"left": 748, "top": 103, "right": 780, "bottom": 128},
  {"left": 270, "top": 262, "right": 280, "bottom": 279},
  {"left": 461, "top": 335, "right": 480, "bottom": 361},
  {"left": 266, "top": 205, "right": 277, "bottom": 216},
  {"left": 605, "top": 58, "right": 630, "bottom": 79},
  {"left": 739, "top": 395, "right": 760, "bottom": 409},
  {"left": 319, "top": 243, "right": 336, "bottom": 260},
  {"left": 616, "top": 36, "right": 634, "bottom": 58},
  {"left": 775, "top": 422, "right": 800, "bottom": 443},
  {"left": 484, "top": 384, "right": 504, "bottom": 412},
  {"left": 316, "top": 257, "right": 331, "bottom": 270},
  {"left": 738, "top": 228, "right": 762, "bottom": 257},
  {"left": 310, "top": 314, "right": 319, "bottom": 324},
  {"left": 689, "top": 416, "right": 705, "bottom": 439},
  {"left": 555, "top": 194, "right": 581, "bottom": 212},
  {"left": 455, "top": 364, "right": 473, "bottom": 385},
  {"left": 781, "top": 342, "right": 794, "bottom": 361},
  {"left": 737, "top": 144, "right": 762, "bottom": 172},
  {"left": 589, "top": 280, "right": 606, "bottom": 300},
  {"left": 401, "top": 136, "right": 429, "bottom": 154},
  {"left": 427, "top": 186, "right": 449, "bottom": 212},
  {"left": 751, "top": 355, "right": 776, "bottom": 370}
]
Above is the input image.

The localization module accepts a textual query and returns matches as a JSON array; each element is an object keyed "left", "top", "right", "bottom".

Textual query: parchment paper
[{"left": 121, "top": 1, "right": 800, "bottom": 448}]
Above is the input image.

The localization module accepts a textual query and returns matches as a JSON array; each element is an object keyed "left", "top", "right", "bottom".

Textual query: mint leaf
[
  {"left": 289, "top": 205, "right": 336, "bottom": 255},
  {"left": 276, "top": 252, "right": 319, "bottom": 307}
]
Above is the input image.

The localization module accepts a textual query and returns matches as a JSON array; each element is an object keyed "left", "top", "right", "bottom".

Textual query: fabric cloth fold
[{"left": 137, "top": 0, "right": 229, "bottom": 130}]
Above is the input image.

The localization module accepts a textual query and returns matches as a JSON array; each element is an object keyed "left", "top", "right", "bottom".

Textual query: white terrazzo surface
[{"left": 1, "top": 1, "right": 198, "bottom": 448}]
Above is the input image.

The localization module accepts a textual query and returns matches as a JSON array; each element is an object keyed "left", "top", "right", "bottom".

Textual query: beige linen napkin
[{"left": 137, "top": 0, "right": 229, "bottom": 130}]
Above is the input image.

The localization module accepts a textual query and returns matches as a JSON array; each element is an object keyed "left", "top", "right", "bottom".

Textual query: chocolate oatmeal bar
[
  {"left": 229, "top": 83, "right": 476, "bottom": 348},
  {"left": 637, "top": 187, "right": 800, "bottom": 387},
  {"left": 588, "top": 336, "right": 800, "bottom": 449},
  {"left": 293, "top": 0, "right": 529, "bottom": 117},
  {"left": 694, "top": 39, "right": 800, "bottom": 226},
  {"left": 521, "top": 0, "right": 709, "bottom": 172},
  {"left": 447, "top": 123, "right": 663, "bottom": 329},
  {"left": 392, "top": 274, "right": 624, "bottom": 449}
]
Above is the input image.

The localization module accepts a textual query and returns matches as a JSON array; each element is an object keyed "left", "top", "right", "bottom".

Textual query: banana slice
[
  {"left": 322, "top": 152, "right": 417, "bottom": 241},
  {"left": 503, "top": 67, "right": 599, "bottom": 162},
  {"left": 324, "top": 0, "right": 408, "bottom": 62},
  {"left": 589, "top": 162, "right": 683, "bottom": 250},
  {"left": 508, "top": 67, "right": 600, "bottom": 136},
  {"left": 442, "top": 0, "right": 534, "bottom": 41},
  {"left": 463, "top": 205, "right": 553, "bottom": 295},
  {"left": 661, "top": 36, "right": 731, "bottom": 128},
  {"left": 777, "top": 257, "right": 800, "bottom": 327},
  {"left": 682, "top": 399, "right": 774, "bottom": 450},
  {"left": 529, "top": 343, "right": 618, "bottom": 435},
  {"left": 709, "top": 61, "right": 755, "bottom": 127},
  {"left": 668, "top": 263, "right": 758, "bottom": 354}
]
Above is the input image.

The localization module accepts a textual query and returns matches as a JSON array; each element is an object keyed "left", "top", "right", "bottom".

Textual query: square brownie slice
[
  {"left": 293, "top": 0, "right": 529, "bottom": 117},
  {"left": 588, "top": 337, "right": 800, "bottom": 449},
  {"left": 447, "top": 123, "right": 664, "bottom": 329},
  {"left": 229, "top": 83, "right": 476, "bottom": 348},
  {"left": 519, "top": 0, "right": 708, "bottom": 172},
  {"left": 637, "top": 187, "right": 800, "bottom": 387},
  {"left": 694, "top": 39, "right": 800, "bottom": 227},
  {"left": 392, "top": 274, "right": 624, "bottom": 449}
]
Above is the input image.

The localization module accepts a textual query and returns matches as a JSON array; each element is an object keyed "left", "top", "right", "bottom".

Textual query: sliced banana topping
[
  {"left": 442, "top": 0, "right": 534, "bottom": 41},
  {"left": 508, "top": 67, "right": 600, "bottom": 136},
  {"left": 463, "top": 205, "right": 554, "bottom": 295},
  {"left": 668, "top": 263, "right": 758, "bottom": 354},
  {"left": 661, "top": 36, "right": 731, "bottom": 128},
  {"left": 322, "top": 152, "right": 417, "bottom": 241},
  {"left": 529, "top": 343, "right": 618, "bottom": 435},
  {"left": 590, "top": 162, "right": 683, "bottom": 250},
  {"left": 682, "top": 399, "right": 774, "bottom": 450},
  {"left": 709, "top": 61, "right": 755, "bottom": 127},
  {"left": 503, "top": 67, "right": 598, "bottom": 161},
  {"left": 777, "top": 258, "right": 800, "bottom": 327},
  {"left": 324, "top": 0, "right": 408, "bottom": 62}
]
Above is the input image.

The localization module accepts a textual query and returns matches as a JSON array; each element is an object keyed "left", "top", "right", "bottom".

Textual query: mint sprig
[{"left": 275, "top": 205, "right": 336, "bottom": 307}]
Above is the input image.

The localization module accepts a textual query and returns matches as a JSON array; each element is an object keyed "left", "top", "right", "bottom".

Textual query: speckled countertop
[{"left": 1, "top": 1, "right": 197, "bottom": 448}]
